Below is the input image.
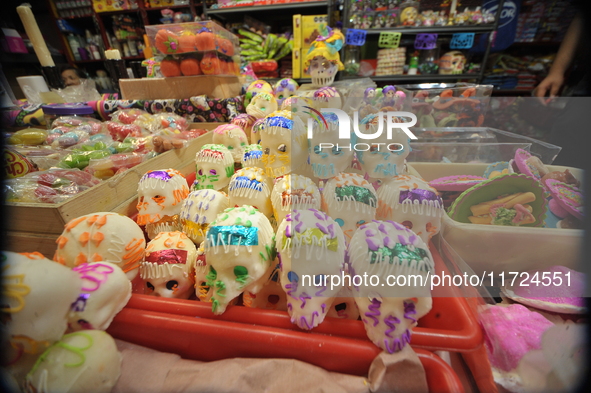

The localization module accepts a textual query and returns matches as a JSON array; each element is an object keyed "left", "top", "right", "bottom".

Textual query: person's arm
[{"left": 534, "top": 13, "right": 583, "bottom": 98}]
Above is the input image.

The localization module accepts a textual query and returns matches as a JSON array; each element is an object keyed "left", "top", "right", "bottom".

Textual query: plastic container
[
  {"left": 41, "top": 103, "right": 96, "bottom": 130},
  {"left": 411, "top": 162, "right": 585, "bottom": 278}
]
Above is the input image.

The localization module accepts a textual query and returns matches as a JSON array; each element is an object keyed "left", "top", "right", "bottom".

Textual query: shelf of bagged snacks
[{"left": 205, "top": 1, "right": 329, "bottom": 14}]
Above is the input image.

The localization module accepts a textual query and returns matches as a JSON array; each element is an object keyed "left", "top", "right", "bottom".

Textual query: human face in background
[{"left": 61, "top": 69, "right": 81, "bottom": 87}]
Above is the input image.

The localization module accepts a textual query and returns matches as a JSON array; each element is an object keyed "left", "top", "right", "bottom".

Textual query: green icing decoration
[
  {"left": 225, "top": 165, "right": 235, "bottom": 178},
  {"left": 369, "top": 244, "right": 430, "bottom": 271},
  {"left": 234, "top": 266, "right": 249, "bottom": 287},
  {"left": 28, "top": 332, "right": 94, "bottom": 376},
  {"left": 245, "top": 220, "right": 252, "bottom": 227},
  {"left": 212, "top": 298, "right": 219, "bottom": 313},
  {"left": 206, "top": 266, "right": 217, "bottom": 287},
  {"left": 215, "top": 280, "right": 226, "bottom": 297},
  {"left": 335, "top": 185, "right": 376, "bottom": 207}
]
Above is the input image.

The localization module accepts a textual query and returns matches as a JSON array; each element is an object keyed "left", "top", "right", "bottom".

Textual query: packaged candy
[{"left": 109, "top": 108, "right": 150, "bottom": 125}]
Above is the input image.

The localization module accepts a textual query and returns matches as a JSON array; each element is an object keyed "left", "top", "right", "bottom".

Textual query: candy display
[
  {"left": 375, "top": 47, "right": 406, "bottom": 76},
  {"left": 53, "top": 212, "right": 146, "bottom": 281},
  {"left": 204, "top": 205, "right": 276, "bottom": 315},
  {"left": 140, "top": 231, "right": 198, "bottom": 299},
  {"left": 347, "top": 220, "right": 434, "bottom": 353},
  {"left": 136, "top": 168, "right": 190, "bottom": 239},
  {"left": 276, "top": 209, "right": 347, "bottom": 330},
  {"left": 179, "top": 189, "right": 230, "bottom": 245}
]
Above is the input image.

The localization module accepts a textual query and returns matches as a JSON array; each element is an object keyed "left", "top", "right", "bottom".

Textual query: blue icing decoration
[
  {"left": 229, "top": 176, "right": 263, "bottom": 192},
  {"left": 244, "top": 150, "right": 262, "bottom": 160},
  {"left": 266, "top": 116, "right": 293, "bottom": 129}
]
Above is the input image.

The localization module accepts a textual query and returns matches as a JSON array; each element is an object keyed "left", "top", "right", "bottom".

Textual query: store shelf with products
[{"left": 205, "top": 1, "right": 328, "bottom": 15}]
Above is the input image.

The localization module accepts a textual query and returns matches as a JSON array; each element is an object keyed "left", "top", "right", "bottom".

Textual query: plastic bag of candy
[
  {"left": 4, "top": 168, "right": 101, "bottom": 204},
  {"left": 50, "top": 116, "right": 103, "bottom": 134},
  {"left": 109, "top": 108, "right": 150, "bottom": 125},
  {"left": 86, "top": 151, "right": 149, "bottom": 179},
  {"left": 134, "top": 112, "right": 189, "bottom": 133},
  {"left": 57, "top": 138, "right": 115, "bottom": 170},
  {"left": 102, "top": 120, "right": 148, "bottom": 142}
]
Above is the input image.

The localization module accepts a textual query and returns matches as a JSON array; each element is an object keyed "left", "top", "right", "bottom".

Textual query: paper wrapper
[{"left": 113, "top": 340, "right": 428, "bottom": 393}]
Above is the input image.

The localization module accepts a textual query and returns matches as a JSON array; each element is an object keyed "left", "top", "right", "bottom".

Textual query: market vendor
[{"left": 60, "top": 65, "right": 85, "bottom": 87}]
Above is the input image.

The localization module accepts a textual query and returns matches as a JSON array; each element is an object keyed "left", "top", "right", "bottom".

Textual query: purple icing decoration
[
  {"left": 365, "top": 298, "right": 382, "bottom": 327},
  {"left": 301, "top": 311, "right": 320, "bottom": 330},
  {"left": 70, "top": 293, "right": 90, "bottom": 312},
  {"left": 383, "top": 315, "right": 401, "bottom": 338},
  {"left": 314, "top": 210, "right": 325, "bottom": 220},
  {"left": 384, "top": 329, "right": 411, "bottom": 353},
  {"left": 327, "top": 224, "right": 335, "bottom": 238},
  {"left": 404, "top": 301, "right": 417, "bottom": 323},
  {"left": 378, "top": 223, "right": 388, "bottom": 235},
  {"left": 365, "top": 229, "right": 376, "bottom": 237},
  {"left": 316, "top": 223, "right": 328, "bottom": 234},
  {"left": 321, "top": 303, "right": 327, "bottom": 314},
  {"left": 398, "top": 234, "right": 407, "bottom": 245},
  {"left": 315, "top": 284, "right": 327, "bottom": 296},
  {"left": 146, "top": 170, "right": 172, "bottom": 181},
  {"left": 399, "top": 189, "right": 443, "bottom": 207},
  {"left": 285, "top": 224, "right": 292, "bottom": 238},
  {"left": 295, "top": 221, "right": 304, "bottom": 233},
  {"left": 299, "top": 293, "right": 311, "bottom": 308},
  {"left": 366, "top": 238, "right": 380, "bottom": 251}
]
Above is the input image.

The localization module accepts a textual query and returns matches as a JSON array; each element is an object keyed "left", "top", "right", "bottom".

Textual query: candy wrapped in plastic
[
  {"left": 145, "top": 127, "right": 194, "bottom": 153},
  {"left": 49, "top": 129, "right": 91, "bottom": 148},
  {"left": 50, "top": 116, "right": 103, "bottom": 134},
  {"left": 6, "top": 128, "right": 48, "bottom": 145},
  {"left": 102, "top": 120, "right": 148, "bottom": 142},
  {"left": 109, "top": 108, "right": 150, "bottom": 125},
  {"left": 57, "top": 140, "right": 114, "bottom": 170},
  {"left": 4, "top": 168, "right": 101, "bottom": 204},
  {"left": 134, "top": 112, "right": 188, "bottom": 133},
  {"left": 86, "top": 151, "right": 148, "bottom": 179}
]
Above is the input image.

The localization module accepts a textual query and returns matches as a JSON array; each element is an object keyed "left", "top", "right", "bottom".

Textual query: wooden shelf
[
  {"left": 361, "top": 25, "right": 496, "bottom": 35},
  {"left": 145, "top": 5, "right": 197, "bottom": 12},
  {"left": 341, "top": 74, "right": 480, "bottom": 82},
  {"left": 206, "top": 1, "right": 327, "bottom": 14},
  {"left": 95, "top": 8, "right": 142, "bottom": 16}
]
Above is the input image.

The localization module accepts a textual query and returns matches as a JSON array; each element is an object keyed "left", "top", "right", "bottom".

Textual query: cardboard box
[
  {"left": 292, "top": 47, "right": 301, "bottom": 79},
  {"left": 294, "top": 14, "right": 328, "bottom": 79},
  {"left": 6, "top": 127, "right": 219, "bottom": 257},
  {"left": 92, "top": 0, "right": 135, "bottom": 13},
  {"left": 119, "top": 75, "right": 244, "bottom": 100}
]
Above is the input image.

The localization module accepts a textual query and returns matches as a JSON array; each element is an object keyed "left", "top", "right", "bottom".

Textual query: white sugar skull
[
  {"left": 243, "top": 277, "right": 288, "bottom": 311},
  {"left": 246, "top": 92, "right": 278, "bottom": 119},
  {"left": 309, "top": 112, "right": 354, "bottom": 180},
  {"left": 204, "top": 205, "right": 276, "bottom": 315},
  {"left": 244, "top": 79, "right": 274, "bottom": 107},
  {"left": 212, "top": 124, "right": 249, "bottom": 163},
  {"left": 273, "top": 78, "right": 299, "bottom": 106},
  {"left": 271, "top": 174, "right": 321, "bottom": 225},
  {"left": 357, "top": 113, "right": 410, "bottom": 180},
  {"left": 276, "top": 209, "right": 346, "bottom": 330},
  {"left": 67, "top": 261, "right": 131, "bottom": 331},
  {"left": 260, "top": 110, "right": 308, "bottom": 178},
  {"left": 312, "top": 87, "right": 342, "bottom": 111},
  {"left": 326, "top": 287, "right": 360, "bottom": 320},
  {"left": 2, "top": 252, "right": 81, "bottom": 344},
  {"left": 241, "top": 144, "right": 264, "bottom": 169},
  {"left": 194, "top": 144, "right": 235, "bottom": 191},
  {"left": 54, "top": 212, "right": 146, "bottom": 281},
  {"left": 376, "top": 175, "right": 444, "bottom": 244},
  {"left": 321, "top": 173, "right": 378, "bottom": 242},
  {"left": 281, "top": 96, "right": 315, "bottom": 126},
  {"left": 250, "top": 118, "right": 265, "bottom": 145},
  {"left": 307, "top": 56, "right": 339, "bottom": 87},
  {"left": 230, "top": 113, "right": 257, "bottom": 138},
  {"left": 228, "top": 167, "right": 273, "bottom": 220},
  {"left": 348, "top": 220, "right": 434, "bottom": 353},
  {"left": 179, "top": 189, "right": 230, "bottom": 245},
  {"left": 136, "top": 169, "right": 190, "bottom": 239},
  {"left": 140, "top": 231, "right": 197, "bottom": 299}
]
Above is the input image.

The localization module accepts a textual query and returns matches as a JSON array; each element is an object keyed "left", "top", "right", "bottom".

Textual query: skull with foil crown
[
  {"left": 179, "top": 189, "right": 230, "bottom": 245},
  {"left": 271, "top": 174, "right": 321, "bottom": 225},
  {"left": 140, "top": 231, "right": 197, "bottom": 299},
  {"left": 276, "top": 209, "right": 346, "bottom": 330},
  {"left": 204, "top": 205, "right": 276, "bottom": 315},
  {"left": 356, "top": 113, "right": 411, "bottom": 180},
  {"left": 136, "top": 169, "right": 189, "bottom": 239},
  {"left": 376, "top": 175, "right": 444, "bottom": 244},
  {"left": 309, "top": 112, "right": 355, "bottom": 180},
  {"left": 194, "top": 144, "right": 235, "bottom": 191},
  {"left": 347, "top": 220, "right": 434, "bottom": 353},
  {"left": 321, "top": 173, "right": 378, "bottom": 243}
]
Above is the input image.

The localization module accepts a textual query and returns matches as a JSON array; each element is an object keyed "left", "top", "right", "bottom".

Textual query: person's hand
[{"left": 533, "top": 72, "right": 564, "bottom": 104}]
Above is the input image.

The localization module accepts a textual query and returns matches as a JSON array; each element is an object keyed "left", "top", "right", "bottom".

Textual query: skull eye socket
[
  {"left": 166, "top": 280, "right": 179, "bottom": 291},
  {"left": 401, "top": 220, "right": 413, "bottom": 230},
  {"left": 331, "top": 146, "right": 343, "bottom": 155},
  {"left": 313, "top": 145, "right": 321, "bottom": 155},
  {"left": 334, "top": 302, "right": 347, "bottom": 312},
  {"left": 198, "top": 169, "right": 203, "bottom": 175},
  {"left": 287, "top": 271, "right": 299, "bottom": 283},
  {"left": 146, "top": 282, "right": 155, "bottom": 292},
  {"left": 268, "top": 295, "right": 280, "bottom": 304},
  {"left": 264, "top": 147, "right": 270, "bottom": 155},
  {"left": 278, "top": 144, "right": 287, "bottom": 153}
]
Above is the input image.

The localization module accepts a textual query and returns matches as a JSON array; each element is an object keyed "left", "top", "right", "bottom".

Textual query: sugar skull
[
  {"left": 243, "top": 276, "right": 288, "bottom": 311},
  {"left": 376, "top": 175, "right": 444, "bottom": 244},
  {"left": 2, "top": 251, "right": 82, "bottom": 344},
  {"left": 230, "top": 113, "right": 257, "bottom": 139},
  {"left": 140, "top": 231, "right": 197, "bottom": 299},
  {"left": 326, "top": 287, "right": 360, "bottom": 320},
  {"left": 260, "top": 110, "right": 308, "bottom": 178},
  {"left": 212, "top": 123, "right": 249, "bottom": 163},
  {"left": 309, "top": 111, "right": 355, "bottom": 180},
  {"left": 321, "top": 173, "right": 378, "bottom": 242},
  {"left": 273, "top": 78, "right": 299, "bottom": 106},
  {"left": 54, "top": 212, "right": 146, "bottom": 281},
  {"left": 194, "top": 144, "right": 235, "bottom": 191},
  {"left": 228, "top": 167, "right": 274, "bottom": 220},
  {"left": 179, "top": 189, "right": 230, "bottom": 245},
  {"left": 356, "top": 113, "right": 411, "bottom": 180},
  {"left": 250, "top": 118, "right": 265, "bottom": 144},
  {"left": 276, "top": 209, "right": 346, "bottom": 330},
  {"left": 204, "top": 205, "right": 276, "bottom": 315},
  {"left": 438, "top": 51, "right": 466, "bottom": 75},
  {"left": 312, "top": 86, "right": 342, "bottom": 111},
  {"left": 194, "top": 243, "right": 211, "bottom": 301},
  {"left": 348, "top": 220, "right": 434, "bottom": 353},
  {"left": 67, "top": 261, "right": 131, "bottom": 332},
  {"left": 136, "top": 169, "right": 190, "bottom": 240},
  {"left": 241, "top": 143, "right": 264, "bottom": 169},
  {"left": 271, "top": 174, "right": 321, "bottom": 225},
  {"left": 246, "top": 91, "right": 278, "bottom": 119},
  {"left": 244, "top": 79, "right": 274, "bottom": 107}
]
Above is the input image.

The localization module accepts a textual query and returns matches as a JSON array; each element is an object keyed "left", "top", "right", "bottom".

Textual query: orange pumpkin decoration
[
  {"left": 159, "top": 57, "right": 182, "bottom": 77},
  {"left": 194, "top": 28, "right": 216, "bottom": 51},
  {"left": 200, "top": 53, "right": 220, "bottom": 75},
  {"left": 217, "top": 38, "right": 234, "bottom": 56},
  {"left": 180, "top": 57, "right": 202, "bottom": 76},
  {"left": 155, "top": 30, "right": 180, "bottom": 54},
  {"left": 178, "top": 32, "right": 196, "bottom": 53}
]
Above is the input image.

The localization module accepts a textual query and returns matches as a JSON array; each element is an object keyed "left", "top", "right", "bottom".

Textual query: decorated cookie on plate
[
  {"left": 545, "top": 179, "right": 584, "bottom": 228},
  {"left": 271, "top": 174, "right": 321, "bottom": 225},
  {"left": 276, "top": 209, "right": 347, "bottom": 330},
  {"left": 501, "top": 265, "right": 586, "bottom": 314},
  {"left": 512, "top": 148, "right": 549, "bottom": 182},
  {"left": 347, "top": 220, "right": 434, "bottom": 353},
  {"left": 179, "top": 189, "right": 230, "bottom": 245},
  {"left": 228, "top": 167, "right": 274, "bottom": 220},
  {"left": 428, "top": 175, "right": 486, "bottom": 209},
  {"left": 448, "top": 173, "right": 547, "bottom": 227},
  {"left": 484, "top": 161, "right": 513, "bottom": 179}
]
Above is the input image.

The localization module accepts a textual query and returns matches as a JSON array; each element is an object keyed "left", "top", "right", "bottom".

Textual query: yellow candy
[{"left": 7, "top": 128, "right": 48, "bottom": 145}]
